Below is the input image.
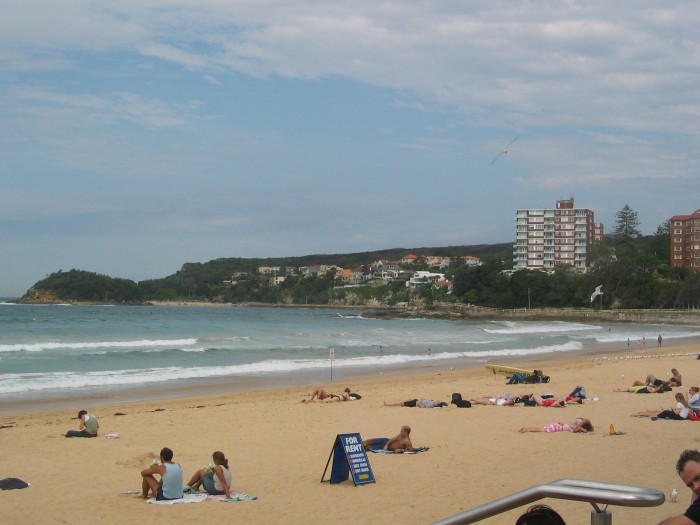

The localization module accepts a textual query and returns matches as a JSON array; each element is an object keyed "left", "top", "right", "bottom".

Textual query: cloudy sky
[{"left": 2, "top": 1, "right": 699, "bottom": 296}]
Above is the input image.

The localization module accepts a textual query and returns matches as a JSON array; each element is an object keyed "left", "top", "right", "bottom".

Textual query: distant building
[
  {"left": 514, "top": 197, "right": 603, "bottom": 271},
  {"left": 670, "top": 209, "right": 700, "bottom": 271}
]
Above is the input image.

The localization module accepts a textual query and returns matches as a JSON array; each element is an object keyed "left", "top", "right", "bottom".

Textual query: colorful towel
[
  {"left": 146, "top": 493, "right": 208, "bottom": 504},
  {"left": 208, "top": 492, "right": 258, "bottom": 502}
]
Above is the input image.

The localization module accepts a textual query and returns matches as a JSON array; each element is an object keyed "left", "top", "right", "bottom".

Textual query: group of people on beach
[
  {"left": 140, "top": 448, "right": 232, "bottom": 501},
  {"left": 63, "top": 411, "right": 233, "bottom": 502}
]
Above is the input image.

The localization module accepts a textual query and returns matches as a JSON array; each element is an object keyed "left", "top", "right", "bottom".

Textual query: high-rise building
[
  {"left": 514, "top": 198, "right": 604, "bottom": 270},
  {"left": 670, "top": 209, "right": 700, "bottom": 271}
]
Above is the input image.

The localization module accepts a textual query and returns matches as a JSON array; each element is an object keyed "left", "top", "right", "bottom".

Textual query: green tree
[{"left": 613, "top": 205, "right": 641, "bottom": 241}]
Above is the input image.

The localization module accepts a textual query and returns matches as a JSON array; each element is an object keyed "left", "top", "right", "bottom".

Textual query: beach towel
[
  {"left": 0, "top": 478, "right": 30, "bottom": 490},
  {"left": 369, "top": 447, "right": 429, "bottom": 454},
  {"left": 146, "top": 493, "right": 208, "bottom": 504},
  {"left": 208, "top": 492, "right": 258, "bottom": 502}
]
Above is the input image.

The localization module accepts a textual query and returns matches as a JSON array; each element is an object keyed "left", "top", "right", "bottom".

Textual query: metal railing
[{"left": 432, "top": 479, "right": 665, "bottom": 525}]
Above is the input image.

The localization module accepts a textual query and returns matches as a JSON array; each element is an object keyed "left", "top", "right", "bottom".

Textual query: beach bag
[
  {"left": 570, "top": 386, "right": 586, "bottom": 399},
  {"left": 451, "top": 393, "right": 471, "bottom": 408}
]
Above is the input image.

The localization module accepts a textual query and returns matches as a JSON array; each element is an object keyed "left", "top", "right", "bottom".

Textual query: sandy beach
[{"left": 2, "top": 341, "right": 700, "bottom": 524}]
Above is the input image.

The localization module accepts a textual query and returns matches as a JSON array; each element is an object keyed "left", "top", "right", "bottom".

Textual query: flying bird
[
  {"left": 489, "top": 136, "right": 519, "bottom": 165},
  {"left": 590, "top": 285, "right": 604, "bottom": 303}
]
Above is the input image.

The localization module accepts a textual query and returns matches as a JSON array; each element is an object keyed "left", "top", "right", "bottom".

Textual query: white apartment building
[{"left": 514, "top": 198, "right": 603, "bottom": 271}]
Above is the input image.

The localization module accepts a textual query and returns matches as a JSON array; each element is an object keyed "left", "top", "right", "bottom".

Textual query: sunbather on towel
[
  {"left": 383, "top": 399, "right": 448, "bottom": 408},
  {"left": 519, "top": 418, "right": 593, "bottom": 433},
  {"left": 65, "top": 410, "right": 99, "bottom": 438},
  {"left": 363, "top": 425, "right": 414, "bottom": 453},
  {"left": 301, "top": 387, "right": 353, "bottom": 403},
  {"left": 141, "top": 447, "right": 183, "bottom": 501}
]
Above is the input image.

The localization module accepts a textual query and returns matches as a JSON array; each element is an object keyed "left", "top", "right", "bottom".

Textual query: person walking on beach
[
  {"left": 65, "top": 410, "right": 99, "bottom": 438},
  {"left": 658, "top": 449, "right": 700, "bottom": 524},
  {"left": 141, "top": 447, "right": 183, "bottom": 501},
  {"left": 658, "top": 334, "right": 663, "bottom": 347}
]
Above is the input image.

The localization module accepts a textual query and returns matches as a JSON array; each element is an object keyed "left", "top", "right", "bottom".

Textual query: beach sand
[{"left": 2, "top": 341, "right": 700, "bottom": 524}]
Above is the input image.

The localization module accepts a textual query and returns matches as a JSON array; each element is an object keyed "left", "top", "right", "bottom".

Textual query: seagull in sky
[{"left": 489, "top": 136, "right": 519, "bottom": 165}]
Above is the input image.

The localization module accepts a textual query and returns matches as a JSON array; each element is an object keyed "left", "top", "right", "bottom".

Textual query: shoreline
[
  {"left": 4, "top": 333, "right": 699, "bottom": 416},
  {"left": 2, "top": 339, "right": 700, "bottom": 524}
]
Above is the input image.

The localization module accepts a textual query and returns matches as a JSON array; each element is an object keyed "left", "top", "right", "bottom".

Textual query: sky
[{"left": 2, "top": 1, "right": 699, "bottom": 297}]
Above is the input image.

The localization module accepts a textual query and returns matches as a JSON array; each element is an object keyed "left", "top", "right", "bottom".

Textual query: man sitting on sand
[
  {"left": 363, "top": 425, "right": 414, "bottom": 453},
  {"left": 140, "top": 447, "right": 183, "bottom": 501},
  {"left": 383, "top": 399, "right": 448, "bottom": 408}
]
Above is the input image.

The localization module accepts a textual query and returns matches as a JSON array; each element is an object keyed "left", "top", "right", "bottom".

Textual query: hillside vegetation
[{"left": 18, "top": 234, "right": 700, "bottom": 310}]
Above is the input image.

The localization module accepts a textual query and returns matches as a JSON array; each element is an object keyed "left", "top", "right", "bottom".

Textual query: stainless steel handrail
[{"left": 432, "top": 479, "right": 665, "bottom": 524}]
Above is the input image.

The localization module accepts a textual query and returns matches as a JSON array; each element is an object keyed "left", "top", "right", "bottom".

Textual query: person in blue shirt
[{"left": 140, "top": 447, "right": 183, "bottom": 500}]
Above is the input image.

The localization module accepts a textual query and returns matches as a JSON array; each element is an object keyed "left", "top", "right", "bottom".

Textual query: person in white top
[
  {"left": 184, "top": 451, "right": 232, "bottom": 499},
  {"left": 636, "top": 393, "right": 691, "bottom": 420}
]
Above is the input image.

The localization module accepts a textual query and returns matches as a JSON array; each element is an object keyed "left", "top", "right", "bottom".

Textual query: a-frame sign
[{"left": 321, "top": 433, "right": 376, "bottom": 485}]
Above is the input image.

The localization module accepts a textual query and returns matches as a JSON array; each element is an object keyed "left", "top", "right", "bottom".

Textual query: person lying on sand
[
  {"left": 614, "top": 384, "right": 665, "bottom": 394},
  {"left": 363, "top": 425, "right": 414, "bottom": 453},
  {"left": 301, "top": 387, "right": 351, "bottom": 403},
  {"left": 383, "top": 399, "right": 448, "bottom": 408},
  {"left": 519, "top": 418, "right": 593, "bottom": 433},
  {"left": 470, "top": 395, "right": 518, "bottom": 406}
]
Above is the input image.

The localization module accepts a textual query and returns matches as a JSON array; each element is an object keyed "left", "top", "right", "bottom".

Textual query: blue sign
[{"left": 321, "top": 433, "right": 375, "bottom": 485}]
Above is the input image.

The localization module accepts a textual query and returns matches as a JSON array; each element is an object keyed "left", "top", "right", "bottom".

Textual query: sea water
[{"left": 1, "top": 302, "right": 698, "bottom": 406}]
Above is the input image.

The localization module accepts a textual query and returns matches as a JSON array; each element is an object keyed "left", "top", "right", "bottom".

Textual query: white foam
[{"left": 0, "top": 338, "right": 198, "bottom": 353}]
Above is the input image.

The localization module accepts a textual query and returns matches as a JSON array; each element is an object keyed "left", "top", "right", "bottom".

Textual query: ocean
[{"left": 1, "top": 302, "right": 699, "bottom": 408}]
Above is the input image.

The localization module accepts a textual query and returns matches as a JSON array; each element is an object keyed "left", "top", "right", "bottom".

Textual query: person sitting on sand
[
  {"left": 363, "top": 425, "right": 414, "bottom": 453},
  {"left": 669, "top": 368, "right": 683, "bottom": 387},
  {"left": 688, "top": 386, "right": 700, "bottom": 413},
  {"left": 614, "top": 384, "right": 665, "bottom": 394},
  {"left": 519, "top": 417, "right": 593, "bottom": 433},
  {"left": 383, "top": 399, "right": 448, "bottom": 408},
  {"left": 635, "top": 393, "right": 691, "bottom": 421},
  {"left": 141, "top": 447, "right": 183, "bottom": 501},
  {"left": 65, "top": 410, "right": 99, "bottom": 438},
  {"left": 301, "top": 387, "right": 352, "bottom": 403},
  {"left": 507, "top": 369, "right": 549, "bottom": 385},
  {"left": 183, "top": 451, "right": 231, "bottom": 498}
]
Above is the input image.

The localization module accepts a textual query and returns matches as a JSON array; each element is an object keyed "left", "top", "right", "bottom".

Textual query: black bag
[{"left": 451, "top": 393, "right": 471, "bottom": 408}]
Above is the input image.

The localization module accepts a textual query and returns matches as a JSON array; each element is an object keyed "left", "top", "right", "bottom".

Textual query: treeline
[{"left": 20, "top": 233, "right": 700, "bottom": 310}]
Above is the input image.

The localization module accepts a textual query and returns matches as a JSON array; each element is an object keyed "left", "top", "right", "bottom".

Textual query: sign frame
[{"left": 320, "top": 433, "right": 376, "bottom": 486}]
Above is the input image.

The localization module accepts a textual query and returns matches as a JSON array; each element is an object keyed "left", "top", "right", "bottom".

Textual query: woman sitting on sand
[
  {"left": 519, "top": 418, "right": 593, "bottom": 433},
  {"left": 669, "top": 368, "right": 683, "bottom": 387},
  {"left": 184, "top": 451, "right": 232, "bottom": 498},
  {"left": 635, "top": 393, "right": 691, "bottom": 421}
]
